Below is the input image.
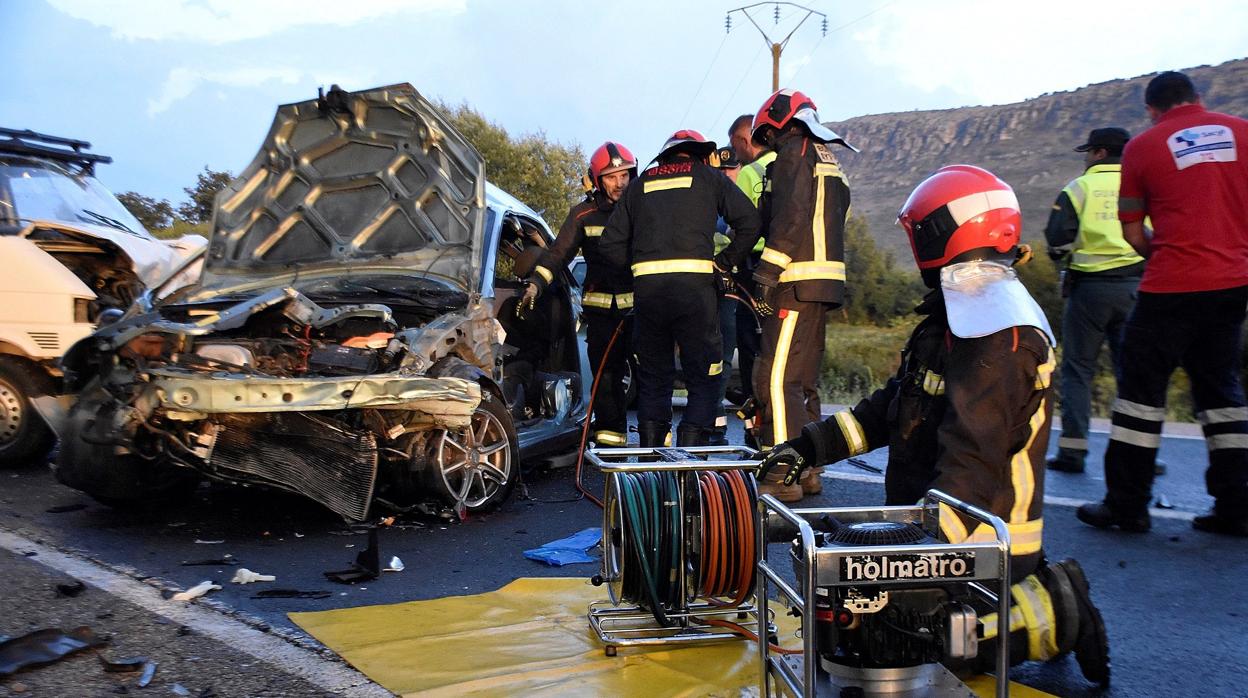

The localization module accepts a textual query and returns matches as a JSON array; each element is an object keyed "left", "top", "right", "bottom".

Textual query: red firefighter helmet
[
  {"left": 751, "top": 89, "right": 856, "bottom": 150},
  {"left": 588, "top": 141, "right": 637, "bottom": 189},
  {"left": 657, "top": 129, "right": 716, "bottom": 160},
  {"left": 896, "top": 165, "right": 1021, "bottom": 283}
]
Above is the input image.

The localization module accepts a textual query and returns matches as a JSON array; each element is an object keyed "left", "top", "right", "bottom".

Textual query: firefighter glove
[
  {"left": 516, "top": 282, "right": 539, "bottom": 319},
  {"left": 754, "top": 282, "right": 778, "bottom": 317},
  {"left": 756, "top": 435, "right": 816, "bottom": 485}
]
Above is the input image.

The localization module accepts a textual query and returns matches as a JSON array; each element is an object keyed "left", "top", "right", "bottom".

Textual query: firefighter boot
[
  {"left": 799, "top": 466, "right": 824, "bottom": 495},
  {"left": 676, "top": 423, "right": 712, "bottom": 447},
  {"left": 756, "top": 461, "right": 802, "bottom": 503},
  {"left": 637, "top": 420, "right": 671, "bottom": 448},
  {"left": 1043, "top": 558, "right": 1111, "bottom": 687}
]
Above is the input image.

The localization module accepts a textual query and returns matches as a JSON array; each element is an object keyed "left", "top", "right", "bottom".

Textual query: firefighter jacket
[
  {"left": 753, "top": 129, "right": 851, "bottom": 307},
  {"left": 799, "top": 292, "right": 1056, "bottom": 563},
  {"left": 533, "top": 192, "right": 633, "bottom": 313},
  {"left": 599, "top": 157, "right": 761, "bottom": 280},
  {"left": 1044, "top": 159, "right": 1144, "bottom": 276}
]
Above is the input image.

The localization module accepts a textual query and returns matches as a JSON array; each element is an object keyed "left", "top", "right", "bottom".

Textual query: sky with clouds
[{"left": 5, "top": 0, "right": 1247, "bottom": 206}]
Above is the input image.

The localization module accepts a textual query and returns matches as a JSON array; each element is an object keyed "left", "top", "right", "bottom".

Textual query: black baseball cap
[
  {"left": 1074, "top": 127, "right": 1130, "bottom": 152},
  {"left": 715, "top": 146, "right": 740, "bottom": 169}
]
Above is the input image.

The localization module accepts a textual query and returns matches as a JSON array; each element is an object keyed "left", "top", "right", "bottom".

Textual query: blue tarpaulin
[{"left": 522, "top": 527, "right": 602, "bottom": 566}]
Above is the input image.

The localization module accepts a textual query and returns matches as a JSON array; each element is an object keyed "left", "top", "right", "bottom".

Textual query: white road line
[
  {"left": 821, "top": 471, "right": 1197, "bottom": 521},
  {"left": 0, "top": 528, "right": 391, "bottom": 697}
]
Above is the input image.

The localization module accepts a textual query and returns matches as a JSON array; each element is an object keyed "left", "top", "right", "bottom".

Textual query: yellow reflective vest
[{"left": 1061, "top": 164, "right": 1143, "bottom": 273}]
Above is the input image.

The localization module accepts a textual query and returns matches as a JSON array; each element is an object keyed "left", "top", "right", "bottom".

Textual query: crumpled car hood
[
  {"left": 199, "top": 83, "right": 485, "bottom": 293},
  {"left": 22, "top": 219, "right": 202, "bottom": 288}
]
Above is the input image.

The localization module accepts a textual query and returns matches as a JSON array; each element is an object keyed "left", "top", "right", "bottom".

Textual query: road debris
[
  {"left": 324, "top": 528, "right": 380, "bottom": 584},
  {"left": 171, "top": 682, "right": 191, "bottom": 696},
  {"left": 137, "top": 659, "right": 157, "bottom": 687},
  {"left": 251, "top": 589, "right": 331, "bottom": 600},
  {"left": 523, "top": 527, "right": 601, "bottom": 566},
  {"left": 171, "top": 581, "right": 221, "bottom": 601},
  {"left": 97, "top": 653, "right": 149, "bottom": 673},
  {"left": 180, "top": 556, "right": 239, "bottom": 567},
  {"left": 45, "top": 503, "right": 87, "bottom": 514},
  {"left": 55, "top": 580, "right": 86, "bottom": 598},
  {"left": 230, "top": 568, "right": 275, "bottom": 584},
  {"left": 193, "top": 540, "right": 225, "bottom": 545},
  {"left": 383, "top": 556, "right": 405, "bottom": 572},
  {"left": 0, "top": 626, "right": 107, "bottom": 676},
  {"left": 1155, "top": 494, "right": 1175, "bottom": 509}
]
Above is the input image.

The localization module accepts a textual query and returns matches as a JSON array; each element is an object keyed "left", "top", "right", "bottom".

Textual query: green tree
[
  {"left": 440, "top": 103, "right": 585, "bottom": 228},
  {"left": 841, "top": 215, "right": 926, "bottom": 325},
  {"left": 177, "top": 167, "right": 234, "bottom": 224},
  {"left": 117, "top": 191, "right": 174, "bottom": 231},
  {"left": 1013, "top": 239, "right": 1063, "bottom": 341}
]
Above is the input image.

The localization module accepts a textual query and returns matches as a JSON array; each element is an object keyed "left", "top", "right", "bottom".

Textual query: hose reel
[{"left": 588, "top": 445, "right": 766, "bottom": 653}]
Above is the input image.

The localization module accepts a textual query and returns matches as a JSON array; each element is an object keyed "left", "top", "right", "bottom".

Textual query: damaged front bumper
[{"left": 150, "top": 369, "right": 481, "bottom": 426}]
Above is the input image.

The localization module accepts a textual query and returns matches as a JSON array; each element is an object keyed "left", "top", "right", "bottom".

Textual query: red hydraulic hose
[{"left": 573, "top": 316, "right": 628, "bottom": 508}]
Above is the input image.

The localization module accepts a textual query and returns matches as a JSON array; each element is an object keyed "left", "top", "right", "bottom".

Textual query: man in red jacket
[{"left": 1076, "top": 71, "right": 1248, "bottom": 537}]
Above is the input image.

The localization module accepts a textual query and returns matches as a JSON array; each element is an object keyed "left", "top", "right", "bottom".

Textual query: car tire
[
  {"left": 425, "top": 393, "right": 519, "bottom": 513},
  {"left": 0, "top": 356, "right": 56, "bottom": 468}
]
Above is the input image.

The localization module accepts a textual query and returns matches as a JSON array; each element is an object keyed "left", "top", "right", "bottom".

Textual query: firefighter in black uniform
[
  {"left": 523, "top": 142, "right": 637, "bottom": 447},
  {"left": 757, "top": 165, "right": 1111, "bottom": 687},
  {"left": 599, "top": 130, "right": 761, "bottom": 447},
  {"left": 748, "top": 89, "right": 856, "bottom": 502}
]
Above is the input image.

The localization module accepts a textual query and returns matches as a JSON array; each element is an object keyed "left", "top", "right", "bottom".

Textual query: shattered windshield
[{"left": 0, "top": 158, "right": 152, "bottom": 237}]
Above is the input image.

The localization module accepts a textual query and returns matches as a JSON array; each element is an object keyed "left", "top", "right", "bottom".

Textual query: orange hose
[{"left": 700, "top": 618, "right": 805, "bottom": 655}]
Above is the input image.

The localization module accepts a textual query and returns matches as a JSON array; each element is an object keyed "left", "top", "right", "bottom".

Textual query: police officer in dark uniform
[
  {"left": 599, "top": 130, "right": 761, "bottom": 447},
  {"left": 757, "top": 165, "right": 1110, "bottom": 687},
  {"left": 523, "top": 142, "right": 637, "bottom": 446},
  {"left": 748, "top": 89, "right": 856, "bottom": 501}
]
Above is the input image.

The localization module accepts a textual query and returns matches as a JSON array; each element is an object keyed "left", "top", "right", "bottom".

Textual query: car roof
[{"left": 485, "top": 182, "right": 551, "bottom": 231}]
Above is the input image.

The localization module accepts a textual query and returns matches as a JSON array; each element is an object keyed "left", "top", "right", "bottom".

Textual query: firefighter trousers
[
  {"left": 1103, "top": 285, "right": 1248, "bottom": 517},
  {"left": 633, "top": 274, "right": 723, "bottom": 430},
  {"left": 585, "top": 310, "right": 632, "bottom": 446},
  {"left": 753, "top": 286, "right": 827, "bottom": 447}
]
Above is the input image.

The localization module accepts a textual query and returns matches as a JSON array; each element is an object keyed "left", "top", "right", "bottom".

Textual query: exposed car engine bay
[{"left": 54, "top": 281, "right": 515, "bottom": 521}]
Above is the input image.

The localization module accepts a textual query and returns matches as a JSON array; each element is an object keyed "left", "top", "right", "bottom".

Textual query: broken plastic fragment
[
  {"left": 0, "top": 627, "right": 107, "bottom": 676},
  {"left": 180, "top": 556, "right": 238, "bottom": 567},
  {"left": 98, "top": 654, "right": 149, "bottom": 673},
  {"left": 324, "top": 528, "right": 380, "bottom": 584},
  {"left": 171, "top": 581, "right": 221, "bottom": 601},
  {"left": 251, "top": 589, "right": 331, "bottom": 600},
  {"left": 137, "top": 659, "right": 157, "bottom": 687},
  {"left": 171, "top": 683, "right": 190, "bottom": 696},
  {"left": 55, "top": 580, "right": 87, "bottom": 598},
  {"left": 1155, "top": 494, "right": 1175, "bottom": 509},
  {"left": 230, "top": 568, "right": 276, "bottom": 584},
  {"left": 194, "top": 539, "right": 225, "bottom": 545},
  {"left": 383, "top": 556, "right": 405, "bottom": 572}
]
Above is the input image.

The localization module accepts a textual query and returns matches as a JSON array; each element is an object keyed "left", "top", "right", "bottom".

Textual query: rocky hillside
[{"left": 827, "top": 58, "right": 1248, "bottom": 256}]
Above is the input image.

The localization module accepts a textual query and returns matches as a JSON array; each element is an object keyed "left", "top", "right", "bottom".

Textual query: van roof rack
[{"left": 0, "top": 127, "right": 113, "bottom": 175}]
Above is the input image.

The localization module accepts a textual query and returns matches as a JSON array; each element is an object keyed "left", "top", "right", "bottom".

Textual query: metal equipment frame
[
  {"left": 757, "top": 490, "right": 1012, "bottom": 698},
  {"left": 586, "top": 445, "right": 765, "bottom": 655}
]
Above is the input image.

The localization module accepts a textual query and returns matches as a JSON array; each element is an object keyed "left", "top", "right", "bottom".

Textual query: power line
[
  {"left": 713, "top": 42, "right": 767, "bottom": 138},
  {"left": 789, "top": 1, "right": 895, "bottom": 84},
  {"left": 678, "top": 32, "right": 731, "bottom": 127}
]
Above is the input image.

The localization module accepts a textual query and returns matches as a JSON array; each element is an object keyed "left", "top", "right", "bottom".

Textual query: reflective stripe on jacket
[
  {"left": 1049, "top": 163, "right": 1144, "bottom": 273},
  {"left": 752, "top": 131, "right": 850, "bottom": 307},
  {"left": 801, "top": 296, "right": 1054, "bottom": 560}
]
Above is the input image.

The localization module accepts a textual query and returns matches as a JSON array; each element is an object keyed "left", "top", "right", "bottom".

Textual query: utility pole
[{"left": 726, "top": 2, "right": 827, "bottom": 92}]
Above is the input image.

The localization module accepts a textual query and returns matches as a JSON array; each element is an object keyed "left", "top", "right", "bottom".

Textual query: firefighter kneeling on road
[
  {"left": 600, "top": 130, "right": 761, "bottom": 447},
  {"left": 756, "top": 165, "right": 1111, "bottom": 687},
  {"left": 523, "top": 142, "right": 637, "bottom": 447}
]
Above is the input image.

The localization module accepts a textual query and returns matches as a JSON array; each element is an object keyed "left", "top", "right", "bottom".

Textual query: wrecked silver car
[{"left": 50, "top": 84, "right": 589, "bottom": 520}]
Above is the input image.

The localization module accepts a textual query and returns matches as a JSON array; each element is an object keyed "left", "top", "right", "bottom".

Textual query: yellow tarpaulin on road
[{"left": 289, "top": 577, "right": 1053, "bottom": 697}]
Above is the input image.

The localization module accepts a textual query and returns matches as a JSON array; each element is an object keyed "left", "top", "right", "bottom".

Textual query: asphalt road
[{"left": 1, "top": 420, "right": 1245, "bottom": 697}]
